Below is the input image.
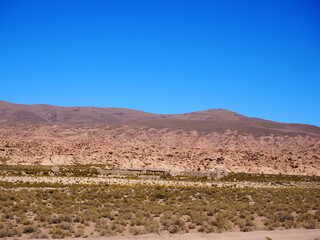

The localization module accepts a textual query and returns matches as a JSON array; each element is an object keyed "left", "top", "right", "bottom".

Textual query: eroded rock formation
[{"left": 0, "top": 124, "right": 319, "bottom": 176}]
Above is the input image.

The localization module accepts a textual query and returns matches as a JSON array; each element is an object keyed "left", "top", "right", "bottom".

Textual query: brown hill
[
  {"left": 0, "top": 100, "right": 155, "bottom": 124},
  {"left": 0, "top": 100, "right": 319, "bottom": 136}
]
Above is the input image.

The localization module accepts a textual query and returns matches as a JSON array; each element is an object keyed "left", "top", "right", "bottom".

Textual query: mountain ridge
[{"left": 0, "top": 100, "right": 319, "bottom": 136}]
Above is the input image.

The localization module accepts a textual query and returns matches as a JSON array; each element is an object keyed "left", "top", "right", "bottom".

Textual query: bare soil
[{"left": 58, "top": 229, "right": 320, "bottom": 240}]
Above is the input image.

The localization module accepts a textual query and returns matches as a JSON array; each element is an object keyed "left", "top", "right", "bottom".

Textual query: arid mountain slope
[
  {"left": 0, "top": 101, "right": 319, "bottom": 176},
  {"left": 0, "top": 124, "right": 319, "bottom": 176},
  {"left": 0, "top": 101, "right": 319, "bottom": 136},
  {"left": 0, "top": 100, "right": 155, "bottom": 124}
]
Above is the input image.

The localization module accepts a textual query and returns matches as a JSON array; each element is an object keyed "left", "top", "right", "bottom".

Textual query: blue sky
[{"left": 0, "top": 0, "right": 319, "bottom": 126}]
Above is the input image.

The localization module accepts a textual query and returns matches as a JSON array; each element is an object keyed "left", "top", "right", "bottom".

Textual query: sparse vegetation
[
  {"left": 0, "top": 157, "right": 9, "bottom": 164},
  {"left": 0, "top": 164, "right": 103, "bottom": 177},
  {"left": 1, "top": 164, "right": 319, "bottom": 183},
  {"left": 0, "top": 177, "right": 319, "bottom": 239},
  {"left": 222, "top": 172, "right": 320, "bottom": 182}
]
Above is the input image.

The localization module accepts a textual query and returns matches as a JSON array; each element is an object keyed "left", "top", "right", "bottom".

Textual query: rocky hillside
[
  {"left": 0, "top": 124, "right": 319, "bottom": 176},
  {"left": 0, "top": 101, "right": 319, "bottom": 176}
]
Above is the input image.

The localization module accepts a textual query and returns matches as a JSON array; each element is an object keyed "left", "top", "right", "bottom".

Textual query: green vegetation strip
[{"left": 1, "top": 164, "right": 320, "bottom": 182}]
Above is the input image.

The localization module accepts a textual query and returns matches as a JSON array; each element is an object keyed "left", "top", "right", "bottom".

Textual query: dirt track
[{"left": 61, "top": 229, "right": 320, "bottom": 240}]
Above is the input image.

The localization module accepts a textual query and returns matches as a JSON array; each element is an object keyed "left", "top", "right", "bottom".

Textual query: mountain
[
  {"left": 0, "top": 100, "right": 155, "bottom": 124},
  {"left": 0, "top": 100, "right": 319, "bottom": 136},
  {"left": 0, "top": 101, "right": 319, "bottom": 175}
]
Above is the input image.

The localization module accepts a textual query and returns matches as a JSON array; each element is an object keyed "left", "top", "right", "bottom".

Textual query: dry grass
[{"left": 0, "top": 180, "right": 319, "bottom": 238}]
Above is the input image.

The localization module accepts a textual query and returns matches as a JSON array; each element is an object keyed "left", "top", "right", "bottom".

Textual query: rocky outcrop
[{"left": 0, "top": 124, "right": 319, "bottom": 176}]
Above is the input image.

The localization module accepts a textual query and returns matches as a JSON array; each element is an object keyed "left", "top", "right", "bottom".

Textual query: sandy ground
[{"left": 59, "top": 229, "right": 320, "bottom": 240}]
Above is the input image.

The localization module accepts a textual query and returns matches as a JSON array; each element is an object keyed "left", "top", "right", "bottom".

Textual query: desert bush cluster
[
  {"left": 221, "top": 172, "right": 320, "bottom": 182},
  {"left": 0, "top": 181, "right": 319, "bottom": 239},
  {"left": 0, "top": 164, "right": 102, "bottom": 177}
]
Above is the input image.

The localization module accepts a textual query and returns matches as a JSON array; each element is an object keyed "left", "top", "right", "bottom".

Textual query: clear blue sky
[{"left": 0, "top": 0, "right": 319, "bottom": 126}]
